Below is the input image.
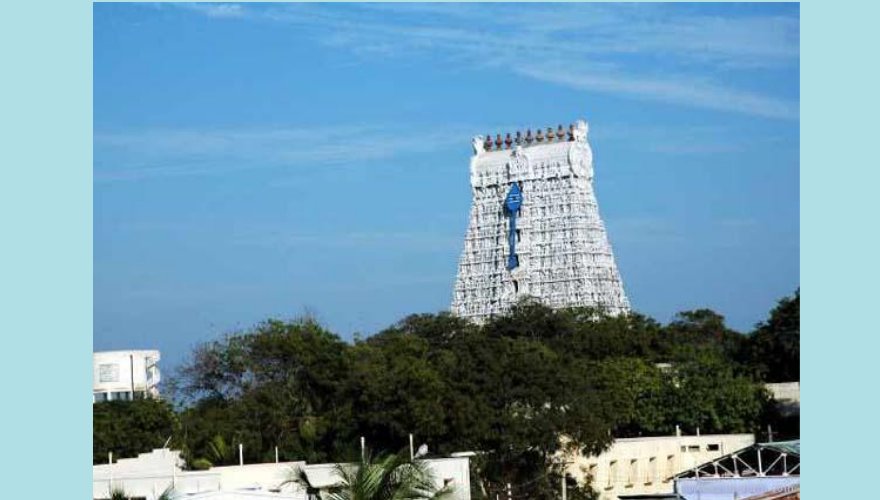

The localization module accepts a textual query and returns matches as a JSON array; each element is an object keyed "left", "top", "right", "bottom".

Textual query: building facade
[
  {"left": 93, "top": 350, "right": 161, "bottom": 402},
  {"left": 451, "top": 120, "right": 629, "bottom": 322},
  {"left": 563, "top": 433, "right": 755, "bottom": 500}
]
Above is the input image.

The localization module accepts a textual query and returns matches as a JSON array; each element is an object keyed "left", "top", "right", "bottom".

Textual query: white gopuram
[{"left": 451, "top": 120, "right": 630, "bottom": 322}]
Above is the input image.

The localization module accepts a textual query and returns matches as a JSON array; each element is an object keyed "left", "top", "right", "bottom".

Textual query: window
[
  {"left": 627, "top": 459, "right": 638, "bottom": 487},
  {"left": 665, "top": 455, "right": 675, "bottom": 481},
  {"left": 99, "top": 363, "right": 120, "bottom": 383},
  {"left": 607, "top": 461, "right": 617, "bottom": 489},
  {"left": 112, "top": 391, "right": 132, "bottom": 401},
  {"left": 513, "top": 280, "right": 519, "bottom": 294},
  {"left": 707, "top": 444, "right": 720, "bottom": 452},
  {"left": 94, "top": 392, "right": 108, "bottom": 403},
  {"left": 646, "top": 457, "right": 656, "bottom": 484},
  {"left": 688, "top": 445, "right": 700, "bottom": 452}
]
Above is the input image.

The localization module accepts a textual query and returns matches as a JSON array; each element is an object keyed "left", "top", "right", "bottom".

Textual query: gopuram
[{"left": 451, "top": 120, "right": 630, "bottom": 322}]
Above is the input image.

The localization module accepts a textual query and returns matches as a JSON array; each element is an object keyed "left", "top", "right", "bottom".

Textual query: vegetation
[
  {"left": 107, "top": 486, "right": 174, "bottom": 500},
  {"left": 741, "top": 290, "right": 800, "bottom": 382},
  {"left": 93, "top": 290, "right": 799, "bottom": 499},
  {"left": 93, "top": 398, "right": 179, "bottom": 465}
]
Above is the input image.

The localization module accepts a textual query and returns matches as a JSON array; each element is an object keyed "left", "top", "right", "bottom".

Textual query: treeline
[{"left": 93, "top": 290, "right": 799, "bottom": 499}]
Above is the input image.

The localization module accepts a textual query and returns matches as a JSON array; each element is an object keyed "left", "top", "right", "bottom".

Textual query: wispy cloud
[
  {"left": 176, "top": 3, "right": 247, "bottom": 19},
  {"left": 233, "top": 229, "right": 462, "bottom": 252},
  {"left": 174, "top": 3, "right": 798, "bottom": 120},
  {"left": 94, "top": 124, "right": 477, "bottom": 181},
  {"left": 514, "top": 63, "right": 797, "bottom": 120}
]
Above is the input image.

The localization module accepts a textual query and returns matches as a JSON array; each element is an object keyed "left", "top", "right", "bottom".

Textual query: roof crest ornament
[{"left": 472, "top": 121, "right": 589, "bottom": 154}]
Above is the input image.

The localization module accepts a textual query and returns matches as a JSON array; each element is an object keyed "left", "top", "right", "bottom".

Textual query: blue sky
[{"left": 94, "top": 3, "right": 799, "bottom": 369}]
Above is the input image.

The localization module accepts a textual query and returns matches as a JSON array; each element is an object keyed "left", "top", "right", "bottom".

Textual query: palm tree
[
  {"left": 157, "top": 485, "right": 175, "bottom": 500},
  {"left": 286, "top": 451, "right": 455, "bottom": 500},
  {"left": 206, "top": 435, "right": 233, "bottom": 465},
  {"left": 109, "top": 485, "right": 175, "bottom": 500}
]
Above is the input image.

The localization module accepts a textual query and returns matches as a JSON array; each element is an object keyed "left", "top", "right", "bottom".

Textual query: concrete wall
[{"left": 564, "top": 434, "right": 755, "bottom": 500}]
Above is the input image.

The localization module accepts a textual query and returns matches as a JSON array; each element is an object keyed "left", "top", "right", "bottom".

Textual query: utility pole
[
  {"left": 561, "top": 475, "right": 567, "bottom": 500},
  {"left": 130, "top": 354, "right": 136, "bottom": 399}
]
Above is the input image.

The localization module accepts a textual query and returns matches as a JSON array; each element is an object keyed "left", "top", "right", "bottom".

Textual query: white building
[
  {"left": 765, "top": 382, "right": 800, "bottom": 417},
  {"left": 94, "top": 350, "right": 161, "bottom": 402},
  {"left": 563, "top": 433, "right": 755, "bottom": 500},
  {"left": 452, "top": 120, "right": 630, "bottom": 323},
  {"left": 93, "top": 448, "right": 471, "bottom": 500}
]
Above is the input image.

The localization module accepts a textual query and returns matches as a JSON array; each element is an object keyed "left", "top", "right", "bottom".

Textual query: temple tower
[{"left": 451, "top": 120, "right": 630, "bottom": 322}]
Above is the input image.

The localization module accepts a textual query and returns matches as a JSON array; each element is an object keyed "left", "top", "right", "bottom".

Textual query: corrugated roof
[
  {"left": 760, "top": 440, "right": 799, "bottom": 456},
  {"left": 742, "top": 484, "right": 800, "bottom": 500}
]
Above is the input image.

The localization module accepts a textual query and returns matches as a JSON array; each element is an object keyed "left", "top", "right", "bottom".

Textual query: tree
[
  {"left": 743, "top": 290, "right": 800, "bottom": 382},
  {"left": 661, "top": 309, "right": 747, "bottom": 366},
  {"left": 166, "top": 300, "right": 785, "bottom": 497},
  {"left": 174, "top": 317, "right": 353, "bottom": 466},
  {"left": 336, "top": 306, "right": 620, "bottom": 500},
  {"left": 432, "top": 305, "right": 621, "bottom": 499},
  {"left": 596, "top": 351, "right": 771, "bottom": 438},
  {"left": 93, "top": 398, "right": 179, "bottom": 464},
  {"left": 345, "top": 332, "right": 449, "bottom": 450},
  {"left": 657, "top": 351, "right": 771, "bottom": 435}
]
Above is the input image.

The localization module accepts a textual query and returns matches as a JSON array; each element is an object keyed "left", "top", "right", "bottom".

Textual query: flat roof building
[
  {"left": 93, "top": 448, "right": 471, "bottom": 500},
  {"left": 93, "top": 350, "right": 160, "bottom": 403},
  {"left": 563, "top": 433, "right": 755, "bottom": 500}
]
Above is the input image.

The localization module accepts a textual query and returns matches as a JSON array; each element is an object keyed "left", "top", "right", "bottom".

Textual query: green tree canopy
[
  {"left": 742, "top": 290, "right": 800, "bottom": 382},
  {"left": 93, "top": 398, "right": 179, "bottom": 464},
  {"left": 174, "top": 318, "right": 352, "bottom": 465},
  {"left": 96, "top": 292, "right": 797, "bottom": 499}
]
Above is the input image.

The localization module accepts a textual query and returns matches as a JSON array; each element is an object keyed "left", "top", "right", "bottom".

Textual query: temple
[{"left": 451, "top": 120, "right": 630, "bottom": 322}]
